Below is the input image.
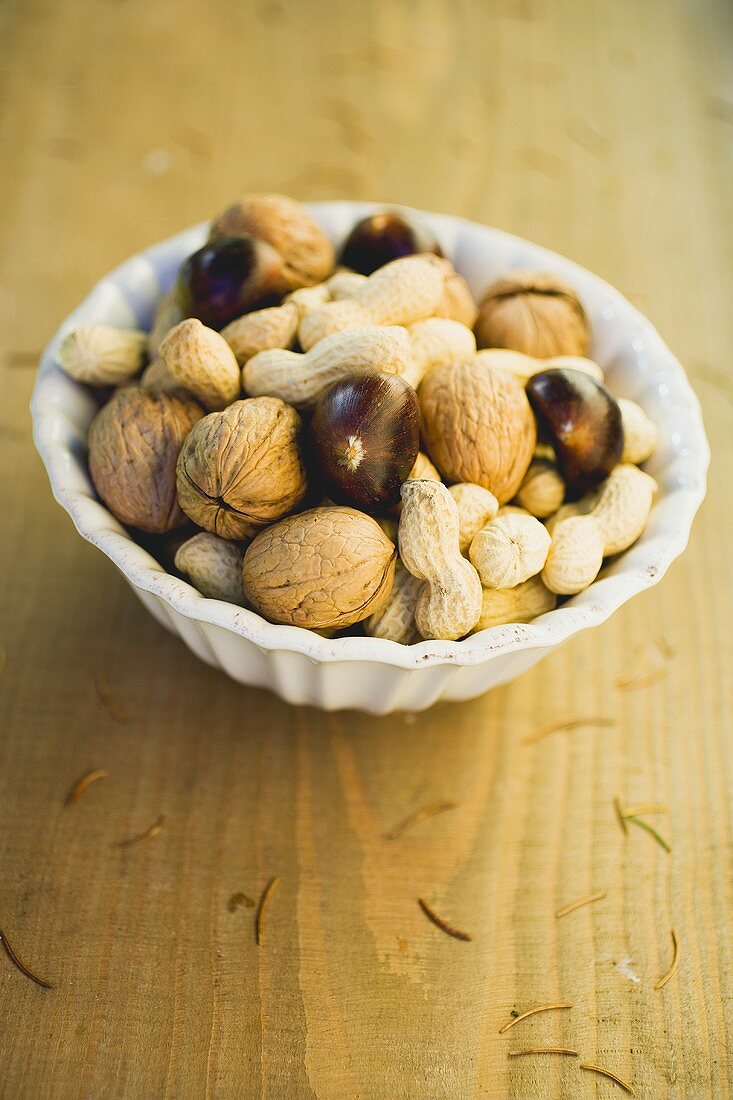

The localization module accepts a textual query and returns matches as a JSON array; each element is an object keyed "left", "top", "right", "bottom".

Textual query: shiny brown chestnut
[
  {"left": 525, "top": 368, "right": 624, "bottom": 499},
  {"left": 176, "top": 236, "right": 285, "bottom": 329},
  {"left": 309, "top": 372, "right": 420, "bottom": 512},
  {"left": 339, "top": 211, "right": 442, "bottom": 275}
]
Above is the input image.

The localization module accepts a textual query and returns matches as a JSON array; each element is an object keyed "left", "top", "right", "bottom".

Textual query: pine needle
[
  {"left": 114, "top": 815, "right": 166, "bottom": 848},
  {"left": 65, "top": 769, "right": 109, "bottom": 806},
  {"left": 418, "top": 898, "right": 472, "bottom": 941},
  {"left": 556, "top": 890, "right": 607, "bottom": 919},
  {"left": 0, "top": 929, "right": 54, "bottom": 989},
  {"left": 386, "top": 801, "right": 457, "bottom": 839},
  {"left": 499, "top": 1003, "right": 572, "bottom": 1033},
  {"left": 256, "top": 876, "right": 281, "bottom": 946},
  {"left": 654, "top": 929, "right": 680, "bottom": 990},
  {"left": 626, "top": 815, "right": 671, "bottom": 853},
  {"left": 580, "top": 1062, "right": 635, "bottom": 1095},
  {"left": 509, "top": 1047, "right": 579, "bottom": 1058},
  {"left": 523, "top": 716, "right": 616, "bottom": 745}
]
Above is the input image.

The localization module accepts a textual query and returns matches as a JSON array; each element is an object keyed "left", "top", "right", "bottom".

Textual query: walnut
[
  {"left": 88, "top": 387, "right": 203, "bottom": 533},
  {"left": 419, "top": 357, "right": 536, "bottom": 503},
  {"left": 242, "top": 506, "right": 396, "bottom": 629},
  {"left": 475, "top": 270, "right": 590, "bottom": 358},
  {"left": 209, "top": 193, "right": 335, "bottom": 290},
  {"left": 176, "top": 397, "right": 307, "bottom": 539}
]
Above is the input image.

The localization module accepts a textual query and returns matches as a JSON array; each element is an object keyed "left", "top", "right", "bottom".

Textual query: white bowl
[{"left": 31, "top": 202, "right": 709, "bottom": 713}]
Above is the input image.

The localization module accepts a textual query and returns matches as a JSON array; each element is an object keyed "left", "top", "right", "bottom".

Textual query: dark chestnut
[
  {"left": 176, "top": 236, "right": 285, "bottom": 329},
  {"left": 309, "top": 372, "right": 420, "bottom": 512},
  {"left": 525, "top": 368, "right": 624, "bottom": 499},
  {"left": 339, "top": 211, "right": 442, "bottom": 275}
]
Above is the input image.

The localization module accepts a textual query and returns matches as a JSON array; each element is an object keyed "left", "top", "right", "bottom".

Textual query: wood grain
[{"left": 1, "top": 0, "right": 732, "bottom": 1095}]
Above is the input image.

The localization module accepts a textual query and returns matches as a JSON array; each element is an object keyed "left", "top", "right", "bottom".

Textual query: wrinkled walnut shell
[
  {"left": 176, "top": 397, "right": 307, "bottom": 539},
  {"left": 242, "top": 506, "right": 396, "bottom": 629},
  {"left": 419, "top": 357, "right": 536, "bottom": 503},
  {"left": 475, "top": 270, "right": 590, "bottom": 358},
  {"left": 88, "top": 387, "right": 203, "bottom": 533},
  {"left": 209, "top": 193, "right": 335, "bottom": 290}
]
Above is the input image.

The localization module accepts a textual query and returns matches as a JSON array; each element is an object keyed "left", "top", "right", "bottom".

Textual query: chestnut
[
  {"left": 339, "top": 211, "right": 442, "bottom": 275},
  {"left": 525, "top": 368, "right": 624, "bottom": 499},
  {"left": 176, "top": 236, "right": 285, "bottom": 329},
  {"left": 309, "top": 372, "right": 420, "bottom": 512}
]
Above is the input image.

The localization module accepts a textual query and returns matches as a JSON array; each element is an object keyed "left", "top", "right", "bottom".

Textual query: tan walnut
[
  {"left": 475, "top": 270, "right": 590, "bottom": 358},
  {"left": 419, "top": 356, "right": 536, "bottom": 503},
  {"left": 242, "top": 507, "right": 396, "bottom": 629},
  {"left": 176, "top": 397, "right": 307, "bottom": 539},
  {"left": 209, "top": 193, "right": 335, "bottom": 290},
  {"left": 88, "top": 387, "right": 202, "bottom": 533}
]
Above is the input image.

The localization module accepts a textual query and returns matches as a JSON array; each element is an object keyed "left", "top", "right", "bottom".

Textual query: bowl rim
[{"left": 31, "top": 201, "right": 710, "bottom": 670}]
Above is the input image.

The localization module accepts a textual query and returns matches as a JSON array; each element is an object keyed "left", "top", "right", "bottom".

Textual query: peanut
[
  {"left": 243, "top": 325, "right": 412, "bottom": 408},
  {"left": 475, "top": 348, "right": 604, "bottom": 385},
  {"left": 57, "top": 324, "right": 146, "bottom": 386},
  {"left": 590, "top": 463, "right": 657, "bottom": 555},
  {"left": 407, "top": 451, "right": 442, "bottom": 482},
  {"left": 161, "top": 319, "right": 240, "bottom": 411},
  {"left": 147, "top": 286, "right": 185, "bottom": 358},
  {"left": 516, "top": 458, "right": 565, "bottom": 518},
  {"left": 140, "top": 357, "right": 191, "bottom": 400},
  {"left": 619, "top": 398, "right": 658, "bottom": 464},
  {"left": 469, "top": 512, "right": 551, "bottom": 588},
  {"left": 545, "top": 463, "right": 656, "bottom": 555},
  {"left": 298, "top": 255, "right": 449, "bottom": 350},
  {"left": 174, "top": 532, "right": 246, "bottom": 605},
  {"left": 403, "top": 318, "right": 476, "bottom": 389},
  {"left": 470, "top": 575, "right": 557, "bottom": 632},
  {"left": 542, "top": 515, "right": 604, "bottom": 594},
  {"left": 434, "top": 270, "right": 478, "bottom": 327},
  {"left": 221, "top": 302, "right": 299, "bottom": 366},
  {"left": 398, "top": 480, "right": 482, "bottom": 640},
  {"left": 448, "top": 483, "right": 500, "bottom": 554},
  {"left": 364, "top": 560, "right": 423, "bottom": 644}
]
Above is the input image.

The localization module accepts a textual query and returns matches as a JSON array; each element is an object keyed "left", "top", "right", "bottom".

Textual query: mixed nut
[{"left": 57, "top": 195, "right": 659, "bottom": 643}]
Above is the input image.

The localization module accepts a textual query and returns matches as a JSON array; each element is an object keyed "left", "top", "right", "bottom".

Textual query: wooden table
[{"left": 1, "top": 0, "right": 731, "bottom": 1095}]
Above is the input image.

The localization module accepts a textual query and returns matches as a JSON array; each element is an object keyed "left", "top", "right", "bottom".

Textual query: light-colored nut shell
[
  {"left": 161, "top": 319, "right": 240, "bottom": 411},
  {"left": 286, "top": 283, "right": 331, "bottom": 318},
  {"left": 299, "top": 255, "right": 449, "bottom": 350},
  {"left": 176, "top": 397, "right": 307, "bottom": 539},
  {"left": 88, "top": 388, "right": 202, "bottom": 533},
  {"left": 140, "top": 358, "right": 192, "bottom": 399},
  {"left": 449, "top": 483, "right": 500, "bottom": 554},
  {"left": 147, "top": 287, "right": 186, "bottom": 359},
  {"left": 242, "top": 507, "right": 396, "bottom": 629},
  {"left": 407, "top": 451, "right": 442, "bottom": 482},
  {"left": 434, "top": 270, "right": 478, "bottom": 327},
  {"left": 399, "top": 480, "right": 483, "bottom": 640},
  {"left": 516, "top": 459, "right": 566, "bottom": 518},
  {"left": 364, "top": 560, "right": 423, "bottom": 644},
  {"left": 619, "top": 398, "right": 658, "bottom": 464},
  {"left": 243, "top": 325, "right": 412, "bottom": 409},
  {"left": 326, "top": 271, "right": 367, "bottom": 299},
  {"left": 209, "top": 193, "right": 335, "bottom": 289},
  {"left": 544, "top": 496, "right": 597, "bottom": 536},
  {"left": 542, "top": 515, "right": 605, "bottom": 594},
  {"left": 469, "top": 512, "right": 551, "bottom": 588},
  {"left": 475, "top": 270, "right": 590, "bottom": 358},
  {"left": 591, "top": 464, "right": 657, "bottom": 555},
  {"left": 404, "top": 318, "right": 477, "bottom": 389},
  {"left": 474, "top": 348, "right": 603, "bottom": 385},
  {"left": 175, "top": 533, "right": 246, "bottom": 605},
  {"left": 419, "top": 357, "right": 536, "bottom": 503},
  {"left": 221, "top": 303, "right": 299, "bottom": 366},
  {"left": 471, "top": 575, "right": 557, "bottom": 632},
  {"left": 58, "top": 325, "right": 146, "bottom": 386}
]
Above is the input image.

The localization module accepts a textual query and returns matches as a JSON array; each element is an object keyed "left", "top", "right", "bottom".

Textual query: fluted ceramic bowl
[{"left": 31, "top": 202, "right": 709, "bottom": 713}]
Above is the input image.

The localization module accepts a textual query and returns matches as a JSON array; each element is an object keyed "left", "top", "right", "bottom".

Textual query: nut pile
[{"left": 57, "top": 195, "right": 659, "bottom": 643}]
